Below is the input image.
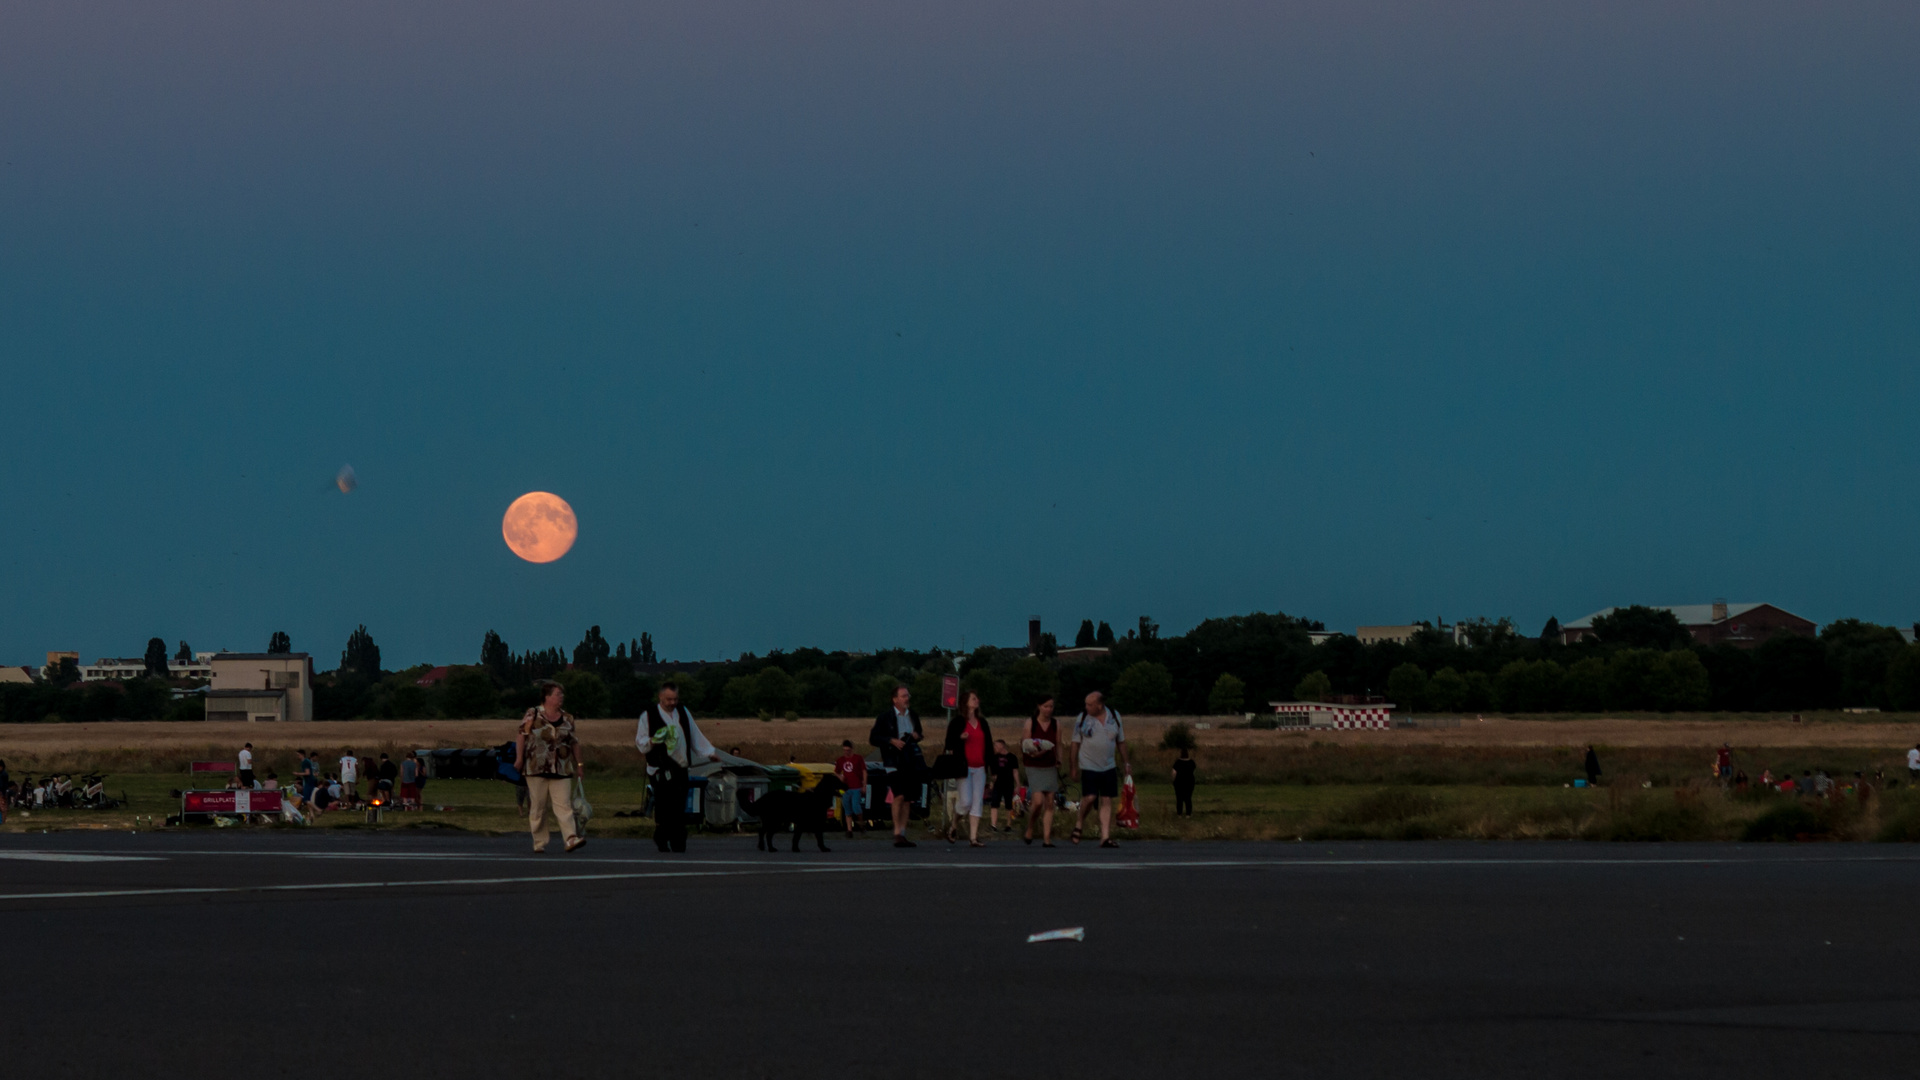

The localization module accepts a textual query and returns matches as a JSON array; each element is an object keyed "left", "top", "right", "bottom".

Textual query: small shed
[{"left": 1269, "top": 701, "right": 1396, "bottom": 730}]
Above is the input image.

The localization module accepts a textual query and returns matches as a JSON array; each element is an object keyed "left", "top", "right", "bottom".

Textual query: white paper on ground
[{"left": 1026, "top": 927, "right": 1086, "bottom": 943}]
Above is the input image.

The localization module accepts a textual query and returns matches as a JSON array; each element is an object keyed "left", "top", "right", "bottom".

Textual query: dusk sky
[{"left": 4, "top": 2, "right": 1916, "bottom": 669}]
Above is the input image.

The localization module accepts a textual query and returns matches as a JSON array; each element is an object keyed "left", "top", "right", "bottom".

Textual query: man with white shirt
[
  {"left": 236, "top": 743, "right": 254, "bottom": 788},
  {"left": 1070, "top": 691, "right": 1130, "bottom": 848},
  {"left": 339, "top": 748, "right": 360, "bottom": 806},
  {"left": 867, "top": 684, "right": 925, "bottom": 848},
  {"left": 636, "top": 681, "right": 718, "bottom": 853},
  {"left": 1907, "top": 744, "right": 1919, "bottom": 786}
]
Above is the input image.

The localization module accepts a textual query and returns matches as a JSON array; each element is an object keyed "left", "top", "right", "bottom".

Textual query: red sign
[
  {"left": 941, "top": 675, "right": 961, "bottom": 711},
  {"left": 189, "top": 761, "right": 235, "bottom": 773},
  {"left": 182, "top": 790, "right": 282, "bottom": 814}
]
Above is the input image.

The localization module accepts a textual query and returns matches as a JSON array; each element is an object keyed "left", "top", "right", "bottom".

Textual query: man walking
[
  {"left": 237, "top": 743, "right": 254, "bottom": 788},
  {"left": 833, "top": 740, "right": 868, "bottom": 836},
  {"left": 297, "top": 749, "right": 317, "bottom": 802},
  {"left": 637, "top": 681, "right": 718, "bottom": 853},
  {"left": 1715, "top": 743, "right": 1733, "bottom": 786},
  {"left": 1907, "top": 744, "right": 1919, "bottom": 786},
  {"left": 1069, "top": 691, "right": 1129, "bottom": 848},
  {"left": 868, "top": 684, "right": 924, "bottom": 848}
]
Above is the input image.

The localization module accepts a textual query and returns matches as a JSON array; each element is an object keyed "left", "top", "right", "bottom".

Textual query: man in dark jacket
[{"left": 868, "top": 685, "right": 924, "bottom": 848}]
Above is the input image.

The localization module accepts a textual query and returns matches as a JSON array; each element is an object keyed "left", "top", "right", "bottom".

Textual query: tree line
[{"left": 7, "top": 607, "right": 1919, "bottom": 723}]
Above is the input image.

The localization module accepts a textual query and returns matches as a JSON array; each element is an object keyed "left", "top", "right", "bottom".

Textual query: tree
[
  {"left": 1821, "top": 619, "right": 1906, "bottom": 708},
  {"left": 554, "top": 669, "right": 610, "bottom": 719},
  {"left": 1754, "top": 634, "right": 1831, "bottom": 711},
  {"left": 1096, "top": 621, "right": 1116, "bottom": 647},
  {"left": 481, "top": 630, "right": 512, "bottom": 683},
  {"left": 1590, "top": 606, "right": 1692, "bottom": 651},
  {"left": 441, "top": 668, "right": 499, "bottom": 718},
  {"left": 1207, "top": 672, "right": 1247, "bottom": 715},
  {"left": 1606, "top": 649, "right": 1662, "bottom": 710},
  {"left": 1387, "top": 663, "right": 1428, "bottom": 712},
  {"left": 46, "top": 656, "right": 81, "bottom": 687},
  {"left": 1075, "top": 620, "right": 1096, "bottom": 648},
  {"left": 1457, "top": 617, "right": 1519, "bottom": 649},
  {"left": 869, "top": 672, "right": 905, "bottom": 714},
  {"left": 1647, "top": 650, "right": 1710, "bottom": 711},
  {"left": 1111, "top": 661, "right": 1174, "bottom": 713},
  {"left": 1137, "top": 615, "right": 1160, "bottom": 643},
  {"left": 1495, "top": 660, "right": 1564, "bottom": 712},
  {"left": 639, "top": 632, "right": 656, "bottom": 665},
  {"left": 1160, "top": 721, "right": 1197, "bottom": 751},
  {"left": 143, "top": 637, "right": 169, "bottom": 678},
  {"left": 1540, "top": 616, "right": 1560, "bottom": 643},
  {"left": 573, "top": 626, "right": 612, "bottom": 673},
  {"left": 1887, "top": 644, "right": 1920, "bottom": 711},
  {"left": 753, "top": 666, "right": 801, "bottom": 715},
  {"left": 1562, "top": 657, "right": 1608, "bottom": 712},
  {"left": 1004, "top": 657, "right": 1059, "bottom": 712},
  {"left": 1036, "top": 632, "right": 1059, "bottom": 659},
  {"left": 1425, "top": 667, "right": 1469, "bottom": 711},
  {"left": 1293, "top": 670, "right": 1332, "bottom": 703},
  {"left": 341, "top": 625, "right": 382, "bottom": 677},
  {"left": 267, "top": 631, "right": 291, "bottom": 654},
  {"left": 174, "top": 640, "right": 192, "bottom": 662}
]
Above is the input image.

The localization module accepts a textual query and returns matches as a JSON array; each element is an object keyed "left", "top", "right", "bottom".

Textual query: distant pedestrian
[
  {"left": 1908, "top": 744, "right": 1920, "bottom": 786},
  {"left": 376, "top": 753, "right": 398, "bottom": 804},
  {"left": 638, "top": 680, "right": 717, "bottom": 853},
  {"left": 338, "top": 749, "right": 359, "bottom": 805},
  {"left": 516, "top": 681, "right": 586, "bottom": 853},
  {"left": 1171, "top": 747, "right": 1196, "bottom": 816},
  {"left": 1716, "top": 743, "right": 1733, "bottom": 785},
  {"left": 944, "top": 692, "right": 992, "bottom": 848},
  {"left": 1021, "top": 696, "right": 1062, "bottom": 846},
  {"left": 833, "top": 740, "right": 867, "bottom": 836},
  {"left": 987, "top": 739, "right": 1018, "bottom": 832},
  {"left": 869, "top": 684, "right": 925, "bottom": 848},
  {"left": 237, "top": 743, "right": 255, "bottom": 788},
  {"left": 1584, "top": 745, "right": 1602, "bottom": 786},
  {"left": 400, "top": 751, "right": 421, "bottom": 810},
  {"left": 297, "top": 750, "right": 317, "bottom": 801},
  {"left": 1070, "top": 691, "right": 1130, "bottom": 848}
]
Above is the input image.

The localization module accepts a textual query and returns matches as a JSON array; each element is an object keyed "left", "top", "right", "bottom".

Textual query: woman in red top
[{"left": 943, "top": 691, "right": 993, "bottom": 847}]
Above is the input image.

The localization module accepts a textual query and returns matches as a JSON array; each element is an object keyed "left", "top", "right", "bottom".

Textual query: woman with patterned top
[{"left": 515, "top": 680, "right": 586, "bottom": 853}]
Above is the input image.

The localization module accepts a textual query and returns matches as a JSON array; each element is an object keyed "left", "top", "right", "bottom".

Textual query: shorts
[
  {"left": 1081, "top": 768, "right": 1119, "bottom": 799},
  {"left": 841, "top": 788, "right": 864, "bottom": 820},
  {"left": 886, "top": 767, "right": 917, "bottom": 797},
  {"left": 238, "top": 770, "right": 255, "bottom": 787},
  {"left": 377, "top": 778, "right": 394, "bottom": 791},
  {"left": 1024, "top": 766, "right": 1060, "bottom": 794},
  {"left": 987, "top": 786, "right": 1013, "bottom": 809},
  {"left": 400, "top": 783, "right": 420, "bottom": 801}
]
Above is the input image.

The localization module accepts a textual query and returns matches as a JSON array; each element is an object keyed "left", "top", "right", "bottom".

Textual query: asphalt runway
[{"left": 4, "top": 832, "right": 1919, "bottom": 1078}]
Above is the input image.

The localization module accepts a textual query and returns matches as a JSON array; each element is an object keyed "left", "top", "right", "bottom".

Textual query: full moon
[{"left": 502, "top": 491, "right": 578, "bottom": 564}]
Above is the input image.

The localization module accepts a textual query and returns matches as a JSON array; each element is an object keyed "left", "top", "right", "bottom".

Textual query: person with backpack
[
  {"left": 1069, "top": 691, "right": 1129, "bottom": 848},
  {"left": 516, "top": 680, "right": 587, "bottom": 853},
  {"left": 637, "top": 680, "right": 717, "bottom": 853}
]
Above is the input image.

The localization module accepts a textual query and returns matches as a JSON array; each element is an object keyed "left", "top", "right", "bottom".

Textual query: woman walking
[
  {"left": 1021, "top": 695, "right": 1062, "bottom": 846},
  {"left": 944, "top": 691, "right": 993, "bottom": 847},
  {"left": 515, "top": 680, "right": 586, "bottom": 853}
]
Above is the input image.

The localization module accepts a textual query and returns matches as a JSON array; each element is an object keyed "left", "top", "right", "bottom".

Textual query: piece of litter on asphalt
[{"left": 1026, "top": 927, "right": 1086, "bottom": 944}]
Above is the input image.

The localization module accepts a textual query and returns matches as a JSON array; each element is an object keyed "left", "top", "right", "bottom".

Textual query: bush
[
  {"left": 1336, "top": 788, "right": 1442, "bottom": 825},
  {"left": 1592, "top": 791, "right": 1716, "bottom": 841},
  {"left": 440, "top": 668, "right": 499, "bottom": 719},
  {"left": 1386, "top": 663, "right": 1427, "bottom": 711},
  {"left": 1160, "top": 721, "right": 1197, "bottom": 752},
  {"left": 1741, "top": 802, "right": 1826, "bottom": 842},
  {"left": 753, "top": 667, "right": 800, "bottom": 715},
  {"left": 1426, "top": 668, "right": 1468, "bottom": 711},
  {"left": 1207, "top": 673, "right": 1246, "bottom": 715},
  {"left": 553, "top": 670, "right": 610, "bottom": 719},
  {"left": 720, "top": 676, "right": 756, "bottom": 718},
  {"left": 1112, "top": 662, "right": 1174, "bottom": 713}
]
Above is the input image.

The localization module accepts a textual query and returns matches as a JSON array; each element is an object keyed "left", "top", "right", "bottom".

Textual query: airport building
[{"left": 204, "top": 652, "right": 315, "bottom": 722}]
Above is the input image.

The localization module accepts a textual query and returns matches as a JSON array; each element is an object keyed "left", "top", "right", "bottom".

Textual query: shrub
[
  {"left": 553, "top": 670, "right": 609, "bottom": 719},
  {"left": 1112, "top": 662, "right": 1175, "bottom": 713},
  {"left": 1160, "top": 721, "right": 1197, "bottom": 752},
  {"left": 1336, "top": 788, "right": 1442, "bottom": 825},
  {"left": 1741, "top": 802, "right": 1826, "bottom": 842},
  {"left": 1591, "top": 791, "right": 1715, "bottom": 841},
  {"left": 1426, "top": 668, "right": 1468, "bottom": 711},
  {"left": 1386, "top": 663, "right": 1427, "bottom": 711}
]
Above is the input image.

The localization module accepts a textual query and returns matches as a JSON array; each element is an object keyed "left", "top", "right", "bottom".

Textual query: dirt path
[{"left": 5, "top": 714, "right": 1918, "bottom": 758}]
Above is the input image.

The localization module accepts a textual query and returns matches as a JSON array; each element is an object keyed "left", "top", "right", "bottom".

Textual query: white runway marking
[
  {"left": 0, "top": 865, "right": 881, "bottom": 901},
  {"left": 0, "top": 852, "right": 162, "bottom": 863}
]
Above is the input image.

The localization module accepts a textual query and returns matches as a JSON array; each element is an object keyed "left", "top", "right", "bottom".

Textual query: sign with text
[
  {"left": 182, "top": 789, "right": 282, "bottom": 814},
  {"left": 941, "top": 675, "right": 961, "bottom": 711}
]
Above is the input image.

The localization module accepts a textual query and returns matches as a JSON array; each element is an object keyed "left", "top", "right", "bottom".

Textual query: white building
[
  {"left": 205, "top": 652, "right": 314, "bottom": 722},
  {"left": 81, "top": 653, "right": 216, "bottom": 682}
]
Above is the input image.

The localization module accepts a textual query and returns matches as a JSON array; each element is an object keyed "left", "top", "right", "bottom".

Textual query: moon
[{"left": 502, "top": 492, "right": 577, "bottom": 564}]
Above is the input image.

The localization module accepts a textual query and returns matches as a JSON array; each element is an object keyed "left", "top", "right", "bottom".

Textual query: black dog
[{"left": 753, "top": 776, "right": 846, "bottom": 853}]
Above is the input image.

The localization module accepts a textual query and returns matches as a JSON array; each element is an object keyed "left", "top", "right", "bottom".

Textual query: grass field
[{"left": 7, "top": 714, "right": 1920, "bottom": 841}]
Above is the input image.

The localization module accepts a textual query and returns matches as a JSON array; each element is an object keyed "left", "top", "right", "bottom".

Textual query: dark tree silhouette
[
  {"left": 1075, "top": 620, "right": 1096, "bottom": 648},
  {"left": 144, "top": 637, "right": 170, "bottom": 678},
  {"left": 341, "top": 625, "right": 382, "bottom": 677},
  {"left": 481, "top": 630, "right": 512, "bottom": 683},
  {"left": 1096, "top": 621, "right": 1116, "bottom": 647},
  {"left": 267, "top": 631, "right": 291, "bottom": 654}
]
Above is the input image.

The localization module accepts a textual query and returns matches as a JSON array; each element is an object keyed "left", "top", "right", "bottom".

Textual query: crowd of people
[{"left": 271, "top": 746, "right": 429, "bottom": 817}]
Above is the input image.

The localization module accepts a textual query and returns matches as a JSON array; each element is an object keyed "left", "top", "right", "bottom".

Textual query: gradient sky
[{"left": 4, "top": 1, "right": 1917, "bottom": 668}]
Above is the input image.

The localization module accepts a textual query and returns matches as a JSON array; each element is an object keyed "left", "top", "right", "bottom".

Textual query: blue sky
[{"left": 3, "top": 2, "right": 1916, "bottom": 668}]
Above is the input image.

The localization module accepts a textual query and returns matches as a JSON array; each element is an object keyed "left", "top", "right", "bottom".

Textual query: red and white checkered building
[{"left": 1269, "top": 701, "right": 1397, "bottom": 729}]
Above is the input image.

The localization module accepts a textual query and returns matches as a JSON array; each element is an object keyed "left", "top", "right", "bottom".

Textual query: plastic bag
[
  {"left": 571, "top": 777, "right": 593, "bottom": 824},
  {"left": 1117, "top": 773, "right": 1139, "bottom": 829}
]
